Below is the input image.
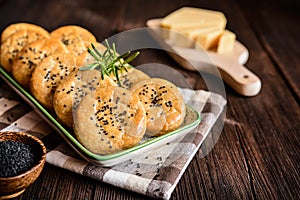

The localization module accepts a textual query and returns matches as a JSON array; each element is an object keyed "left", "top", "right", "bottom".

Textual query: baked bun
[
  {"left": 130, "top": 78, "right": 186, "bottom": 136},
  {"left": 30, "top": 53, "right": 83, "bottom": 110},
  {"left": 53, "top": 70, "right": 103, "bottom": 128},
  {"left": 12, "top": 38, "right": 68, "bottom": 87},
  {"left": 50, "top": 25, "right": 96, "bottom": 55},
  {"left": 73, "top": 75, "right": 146, "bottom": 154},
  {"left": 1, "top": 23, "right": 49, "bottom": 42},
  {"left": 1, "top": 29, "right": 50, "bottom": 73}
]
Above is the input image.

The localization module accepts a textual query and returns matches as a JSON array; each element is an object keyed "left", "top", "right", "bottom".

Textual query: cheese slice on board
[{"left": 217, "top": 30, "right": 236, "bottom": 53}]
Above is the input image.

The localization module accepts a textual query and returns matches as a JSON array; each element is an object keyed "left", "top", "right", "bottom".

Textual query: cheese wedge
[
  {"left": 217, "top": 30, "right": 236, "bottom": 53},
  {"left": 194, "top": 28, "right": 223, "bottom": 50},
  {"left": 161, "top": 7, "right": 227, "bottom": 30}
]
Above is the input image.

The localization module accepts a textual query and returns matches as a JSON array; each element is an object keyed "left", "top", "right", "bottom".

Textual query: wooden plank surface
[{"left": 0, "top": 0, "right": 299, "bottom": 199}]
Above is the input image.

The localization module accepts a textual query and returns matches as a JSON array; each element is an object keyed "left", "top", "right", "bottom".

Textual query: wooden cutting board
[{"left": 146, "top": 18, "right": 261, "bottom": 96}]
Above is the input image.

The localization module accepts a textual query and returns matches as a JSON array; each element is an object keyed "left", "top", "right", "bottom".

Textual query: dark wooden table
[{"left": 1, "top": 0, "right": 299, "bottom": 199}]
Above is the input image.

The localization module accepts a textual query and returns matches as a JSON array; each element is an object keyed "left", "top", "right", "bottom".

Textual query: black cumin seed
[{"left": 0, "top": 140, "right": 37, "bottom": 178}]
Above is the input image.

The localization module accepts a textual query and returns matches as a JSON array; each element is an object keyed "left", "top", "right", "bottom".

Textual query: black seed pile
[{"left": 0, "top": 140, "right": 38, "bottom": 178}]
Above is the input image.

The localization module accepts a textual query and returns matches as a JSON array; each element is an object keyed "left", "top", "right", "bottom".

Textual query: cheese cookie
[
  {"left": 30, "top": 53, "right": 83, "bottom": 110},
  {"left": 131, "top": 78, "right": 186, "bottom": 136},
  {"left": 1, "top": 29, "right": 50, "bottom": 73},
  {"left": 53, "top": 70, "right": 105, "bottom": 128},
  {"left": 12, "top": 38, "right": 68, "bottom": 88},
  {"left": 73, "top": 76, "right": 146, "bottom": 154},
  {"left": 50, "top": 25, "right": 96, "bottom": 55},
  {"left": 1, "top": 23, "right": 49, "bottom": 42}
]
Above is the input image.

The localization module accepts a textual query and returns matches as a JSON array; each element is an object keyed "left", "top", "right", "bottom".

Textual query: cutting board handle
[{"left": 209, "top": 53, "right": 261, "bottom": 96}]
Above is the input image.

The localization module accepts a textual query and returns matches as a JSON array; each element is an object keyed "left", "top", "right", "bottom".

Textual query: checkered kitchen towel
[{"left": 0, "top": 80, "right": 226, "bottom": 200}]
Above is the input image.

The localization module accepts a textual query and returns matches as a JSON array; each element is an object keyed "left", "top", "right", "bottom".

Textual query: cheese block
[
  {"left": 194, "top": 28, "right": 224, "bottom": 50},
  {"left": 161, "top": 7, "right": 227, "bottom": 31},
  {"left": 160, "top": 7, "right": 227, "bottom": 49},
  {"left": 217, "top": 30, "right": 236, "bottom": 53}
]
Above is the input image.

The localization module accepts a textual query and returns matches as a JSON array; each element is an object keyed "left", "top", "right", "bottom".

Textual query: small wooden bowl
[{"left": 0, "top": 132, "right": 46, "bottom": 199}]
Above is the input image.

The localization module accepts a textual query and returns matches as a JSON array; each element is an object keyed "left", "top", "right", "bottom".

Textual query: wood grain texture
[
  {"left": 0, "top": 0, "right": 299, "bottom": 199},
  {"left": 238, "top": 0, "right": 300, "bottom": 103}
]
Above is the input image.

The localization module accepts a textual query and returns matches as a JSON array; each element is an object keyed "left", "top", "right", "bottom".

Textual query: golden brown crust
[
  {"left": 30, "top": 53, "right": 83, "bottom": 110},
  {"left": 1, "top": 23, "right": 49, "bottom": 42},
  {"left": 50, "top": 25, "right": 96, "bottom": 55},
  {"left": 0, "top": 29, "right": 50, "bottom": 73},
  {"left": 12, "top": 38, "right": 68, "bottom": 88},
  {"left": 73, "top": 75, "right": 146, "bottom": 154},
  {"left": 130, "top": 78, "right": 186, "bottom": 136}
]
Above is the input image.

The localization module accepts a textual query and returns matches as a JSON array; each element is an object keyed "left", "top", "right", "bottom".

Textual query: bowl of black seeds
[{"left": 0, "top": 131, "right": 46, "bottom": 199}]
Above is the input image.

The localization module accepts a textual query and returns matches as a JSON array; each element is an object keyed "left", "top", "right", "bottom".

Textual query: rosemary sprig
[{"left": 79, "top": 39, "right": 139, "bottom": 85}]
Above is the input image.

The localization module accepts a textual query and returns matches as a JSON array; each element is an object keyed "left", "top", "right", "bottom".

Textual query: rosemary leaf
[
  {"left": 91, "top": 43, "right": 103, "bottom": 59},
  {"left": 125, "top": 52, "right": 140, "bottom": 63},
  {"left": 80, "top": 40, "right": 139, "bottom": 85}
]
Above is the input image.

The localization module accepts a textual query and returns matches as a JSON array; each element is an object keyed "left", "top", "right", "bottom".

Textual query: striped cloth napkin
[{"left": 0, "top": 80, "right": 226, "bottom": 200}]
